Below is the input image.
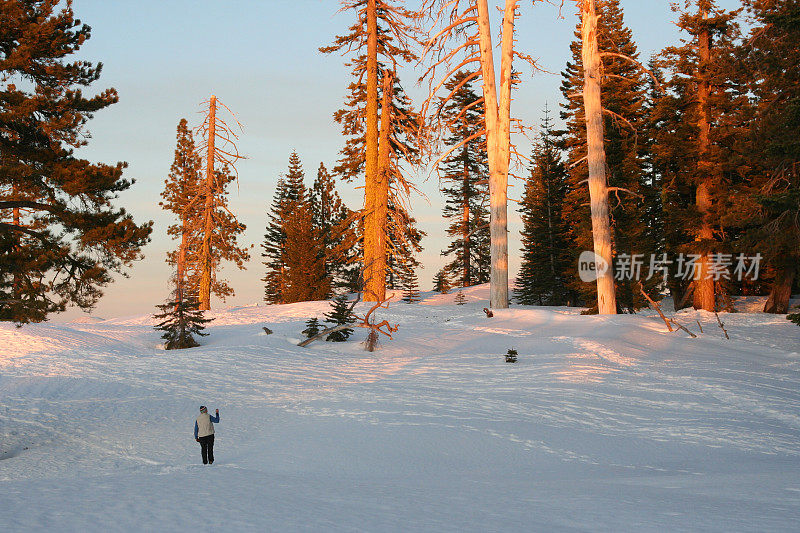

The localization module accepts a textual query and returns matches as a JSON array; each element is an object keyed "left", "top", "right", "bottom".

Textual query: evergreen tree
[
  {"left": 262, "top": 152, "right": 330, "bottom": 304},
  {"left": 302, "top": 317, "right": 323, "bottom": 339},
  {"left": 160, "top": 119, "right": 203, "bottom": 301},
  {"left": 282, "top": 197, "right": 330, "bottom": 303},
  {"left": 433, "top": 269, "right": 451, "bottom": 294},
  {"left": 201, "top": 164, "right": 250, "bottom": 303},
  {"left": 324, "top": 294, "right": 356, "bottom": 342},
  {"left": 734, "top": 0, "right": 800, "bottom": 313},
  {"left": 516, "top": 109, "right": 572, "bottom": 306},
  {"left": 153, "top": 296, "right": 212, "bottom": 350},
  {"left": 0, "top": 0, "right": 152, "bottom": 323},
  {"left": 454, "top": 290, "right": 467, "bottom": 305},
  {"left": 261, "top": 176, "right": 288, "bottom": 303},
  {"left": 438, "top": 71, "right": 490, "bottom": 288},
  {"left": 559, "top": 0, "right": 656, "bottom": 312},
  {"left": 650, "top": 0, "right": 744, "bottom": 311},
  {"left": 311, "top": 163, "right": 359, "bottom": 292},
  {"left": 386, "top": 200, "right": 425, "bottom": 290},
  {"left": 321, "top": 1, "right": 422, "bottom": 302},
  {"left": 399, "top": 259, "right": 420, "bottom": 303}
]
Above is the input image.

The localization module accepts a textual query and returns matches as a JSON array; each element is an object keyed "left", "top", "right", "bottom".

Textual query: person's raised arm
[{"left": 210, "top": 408, "right": 220, "bottom": 423}]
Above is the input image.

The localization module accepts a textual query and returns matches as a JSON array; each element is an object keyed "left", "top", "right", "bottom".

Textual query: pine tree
[
  {"left": 311, "top": 163, "right": 359, "bottom": 292},
  {"left": 261, "top": 176, "right": 289, "bottom": 304},
  {"left": 560, "top": 0, "right": 655, "bottom": 312},
  {"left": 399, "top": 259, "right": 421, "bottom": 303},
  {"left": 282, "top": 198, "right": 330, "bottom": 303},
  {"left": 433, "top": 269, "right": 451, "bottom": 294},
  {"left": 324, "top": 294, "right": 356, "bottom": 341},
  {"left": 735, "top": 0, "right": 800, "bottom": 314},
  {"left": 650, "top": 0, "right": 744, "bottom": 311},
  {"left": 386, "top": 199, "right": 425, "bottom": 289},
  {"left": 516, "top": 109, "right": 572, "bottom": 306},
  {"left": 439, "top": 71, "right": 491, "bottom": 288},
  {"left": 321, "top": 0, "right": 421, "bottom": 302},
  {"left": 153, "top": 296, "right": 212, "bottom": 350},
  {"left": 302, "top": 317, "right": 323, "bottom": 339},
  {"left": 0, "top": 1, "right": 152, "bottom": 323},
  {"left": 200, "top": 164, "right": 250, "bottom": 304},
  {"left": 419, "top": 0, "right": 528, "bottom": 309},
  {"left": 160, "top": 119, "right": 203, "bottom": 302},
  {"left": 262, "top": 152, "right": 330, "bottom": 304},
  {"left": 454, "top": 290, "right": 467, "bottom": 305},
  {"left": 195, "top": 96, "right": 249, "bottom": 311}
]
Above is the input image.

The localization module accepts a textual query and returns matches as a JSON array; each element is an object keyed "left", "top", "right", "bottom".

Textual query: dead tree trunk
[
  {"left": 175, "top": 221, "right": 189, "bottom": 309},
  {"left": 693, "top": 8, "right": 715, "bottom": 312},
  {"left": 363, "top": 0, "right": 381, "bottom": 302},
  {"left": 198, "top": 95, "right": 217, "bottom": 311},
  {"left": 476, "top": 0, "right": 513, "bottom": 309},
  {"left": 580, "top": 0, "right": 617, "bottom": 315}
]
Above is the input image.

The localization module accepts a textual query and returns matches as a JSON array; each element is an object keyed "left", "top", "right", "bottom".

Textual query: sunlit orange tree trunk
[{"left": 322, "top": 0, "right": 421, "bottom": 302}]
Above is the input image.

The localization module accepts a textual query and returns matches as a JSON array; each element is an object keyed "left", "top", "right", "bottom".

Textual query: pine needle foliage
[
  {"left": 0, "top": 0, "right": 152, "bottom": 323},
  {"left": 324, "top": 294, "right": 356, "bottom": 342},
  {"left": 438, "top": 71, "right": 490, "bottom": 288},
  {"left": 302, "top": 317, "right": 323, "bottom": 339},
  {"left": 153, "top": 297, "right": 212, "bottom": 350},
  {"left": 516, "top": 109, "right": 572, "bottom": 306}
]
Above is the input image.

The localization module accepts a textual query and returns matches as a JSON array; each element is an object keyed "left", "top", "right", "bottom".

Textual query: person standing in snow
[{"left": 194, "top": 405, "right": 220, "bottom": 465}]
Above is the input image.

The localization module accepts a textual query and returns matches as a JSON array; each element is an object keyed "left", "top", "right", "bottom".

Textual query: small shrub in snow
[
  {"left": 455, "top": 291, "right": 466, "bottom": 305},
  {"left": 153, "top": 297, "right": 212, "bottom": 350},
  {"left": 324, "top": 295, "right": 355, "bottom": 342},
  {"left": 506, "top": 349, "right": 518, "bottom": 363},
  {"left": 302, "top": 318, "right": 323, "bottom": 338}
]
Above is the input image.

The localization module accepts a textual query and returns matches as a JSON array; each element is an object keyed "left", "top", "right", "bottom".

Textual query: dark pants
[{"left": 199, "top": 434, "right": 215, "bottom": 464}]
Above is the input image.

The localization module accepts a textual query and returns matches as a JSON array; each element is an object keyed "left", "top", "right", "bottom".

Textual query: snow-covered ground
[{"left": 1, "top": 285, "right": 799, "bottom": 532}]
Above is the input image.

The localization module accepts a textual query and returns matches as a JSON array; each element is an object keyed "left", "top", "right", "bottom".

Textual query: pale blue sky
[{"left": 62, "top": 0, "right": 741, "bottom": 320}]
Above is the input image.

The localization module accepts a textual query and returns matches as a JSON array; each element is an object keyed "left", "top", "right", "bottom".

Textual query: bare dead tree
[
  {"left": 578, "top": 0, "right": 617, "bottom": 314},
  {"left": 714, "top": 311, "right": 730, "bottom": 340},
  {"left": 419, "top": 0, "right": 546, "bottom": 309},
  {"left": 195, "top": 95, "right": 246, "bottom": 311},
  {"left": 297, "top": 292, "right": 399, "bottom": 348}
]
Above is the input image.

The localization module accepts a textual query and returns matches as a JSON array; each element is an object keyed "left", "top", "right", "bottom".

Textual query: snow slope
[{"left": 1, "top": 285, "right": 799, "bottom": 532}]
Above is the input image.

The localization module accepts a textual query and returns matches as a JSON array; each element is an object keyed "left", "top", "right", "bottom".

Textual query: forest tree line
[{"left": 1, "top": 0, "right": 798, "bottom": 325}]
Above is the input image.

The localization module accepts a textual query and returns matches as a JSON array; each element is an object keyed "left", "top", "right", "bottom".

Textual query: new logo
[{"left": 578, "top": 250, "right": 609, "bottom": 283}]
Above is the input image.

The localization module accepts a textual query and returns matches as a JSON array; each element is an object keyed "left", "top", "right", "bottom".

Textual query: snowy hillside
[{"left": 1, "top": 285, "right": 800, "bottom": 532}]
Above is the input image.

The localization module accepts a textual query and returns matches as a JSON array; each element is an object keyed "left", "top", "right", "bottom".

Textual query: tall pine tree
[
  {"left": 734, "top": 0, "right": 800, "bottom": 313},
  {"left": 160, "top": 119, "right": 203, "bottom": 303},
  {"left": 262, "top": 152, "right": 330, "bottom": 304},
  {"left": 439, "top": 71, "right": 490, "bottom": 288},
  {"left": 516, "top": 109, "right": 572, "bottom": 306},
  {"left": 0, "top": 0, "right": 152, "bottom": 323},
  {"left": 311, "top": 163, "right": 359, "bottom": 293},
  {"left": 650, "top": 0, "right": 744, "bottom": 311},
  {"left": 321, "top": 0, "right": 422, "bottom": 302}
]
